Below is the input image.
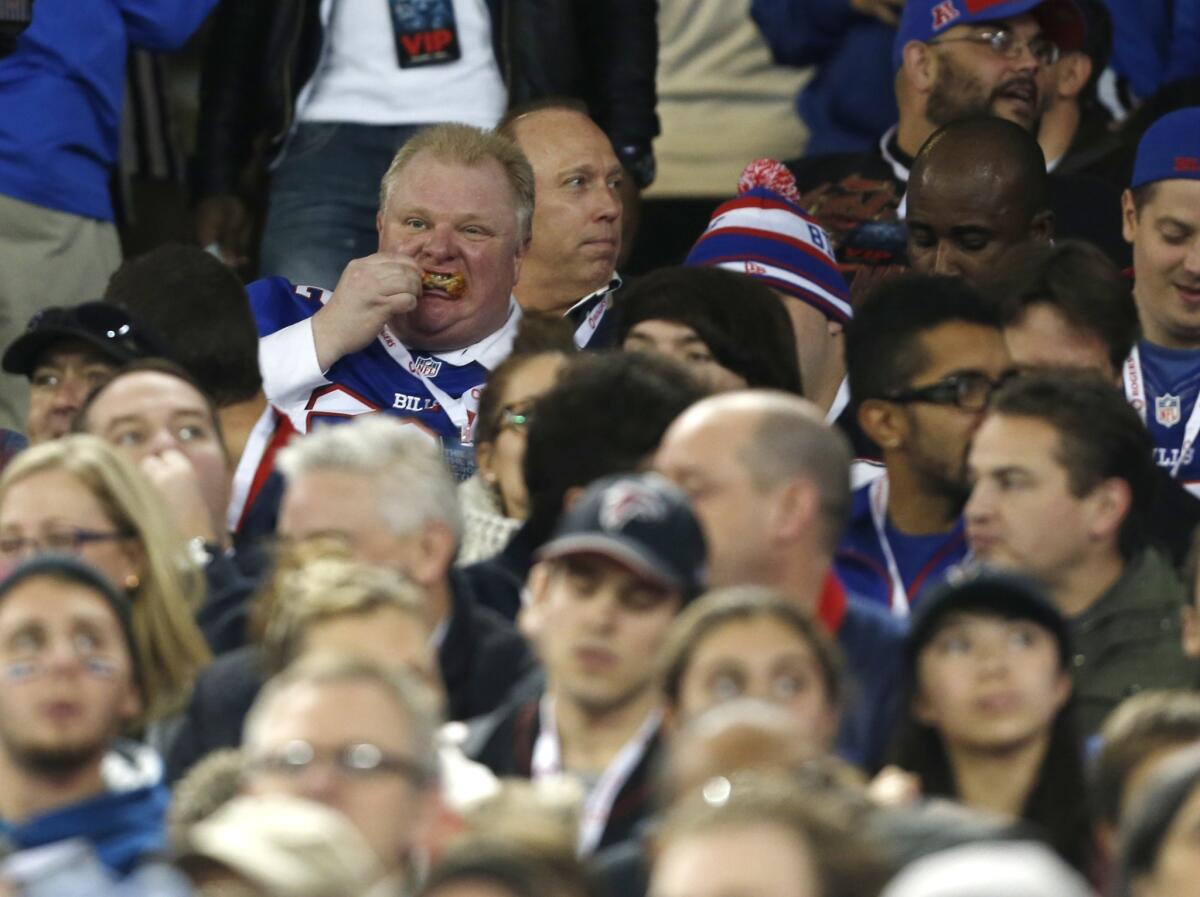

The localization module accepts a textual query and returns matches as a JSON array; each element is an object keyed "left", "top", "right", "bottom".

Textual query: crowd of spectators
[{"left": 1, "top": 0, "right": 1200, "bottom": 895}]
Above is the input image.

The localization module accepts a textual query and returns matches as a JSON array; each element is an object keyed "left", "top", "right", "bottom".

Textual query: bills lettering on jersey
[
  {"left": 1128, "top": 340, "right": 1200, "bottom": 487},
  {"left": 393, "top": 393, "right": 441, "bottom": 412},
  {"left": 1157, "top": 394, "right": 1182, "bottom": 427},
  {"left": 1154, "top": 447, "right": 1195, "bottom": 468}
]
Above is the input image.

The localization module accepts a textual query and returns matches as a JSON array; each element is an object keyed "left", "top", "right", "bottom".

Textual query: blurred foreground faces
[
  {"left": 649, "top": 771, "right": 889, "bottom": 897},
  {"left": 241, "top": 656, "right": 440, "bottom": 886}
]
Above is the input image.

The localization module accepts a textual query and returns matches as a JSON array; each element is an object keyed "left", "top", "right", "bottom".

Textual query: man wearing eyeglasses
[
  {"left": 1, "top": 302, "right": 168, "bottom": 446},
  {"left": 785, "top": 0, "right": 1128, "bottom": 280},
  {"left": 965, "top": 369, "right": 1198, "bottom": 736},
  {"left": 836, "top": 274, "right": 1010, "bottom": 615},
  {"left": 240, "top": 656, "right": 439, "bottom": 886}
]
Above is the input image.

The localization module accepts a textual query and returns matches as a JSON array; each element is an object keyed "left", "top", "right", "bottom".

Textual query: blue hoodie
[
  {"left": 1103, "top": 0, "right": 1200, "bottom": 101},
  {"left": 0, "top": 0, "right": 217, "bottom": 222},
  {"left": 0, "top": 744, "right": 169, "bottom": 877},
  {"left": 750, "top": 0, "right": 898, "bottom": 155}
]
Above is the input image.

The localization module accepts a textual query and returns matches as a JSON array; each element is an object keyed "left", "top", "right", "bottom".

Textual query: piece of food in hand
[{"left": 421, "top": 270, "right": 467, "bottom": 298}]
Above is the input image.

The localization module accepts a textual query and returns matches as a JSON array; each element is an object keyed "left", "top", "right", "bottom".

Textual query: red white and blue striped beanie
[{"left": 684, "top": 159, "right": 852, "bottom": 324}]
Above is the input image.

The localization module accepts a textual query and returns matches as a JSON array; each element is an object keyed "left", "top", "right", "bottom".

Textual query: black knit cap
[
  {"left": 906, "top": 569, "right": 1072, "bottom": 671},
  {"left": 0, "top": 554, "right": 143, "bottom": 696}
]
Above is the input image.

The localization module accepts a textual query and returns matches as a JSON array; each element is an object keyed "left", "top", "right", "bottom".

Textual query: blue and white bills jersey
[
  {"left": 1124, "top": 340, "right": 1200, "bottom": 497},
  {"left": 250, "top": 277, "right": 520, "bottom": 478},
  {"left": 834, "top": 476, "right": 968, "bottom": 616}
]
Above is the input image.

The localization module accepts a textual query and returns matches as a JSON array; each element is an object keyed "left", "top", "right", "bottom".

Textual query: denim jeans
[{"left": 259, "top": 122, "right": 426, "bottom": 291}]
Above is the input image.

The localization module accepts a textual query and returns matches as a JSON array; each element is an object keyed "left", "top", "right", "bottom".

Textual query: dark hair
[
  {"left": 988, "top": 369, "right": 1156, "bottom": 559},
  {"left": 659, "top": 586, "right": 844, "bottom": 711},
  {"left": 75, "top": 358, "right": 227, "bottom": 457},
  {"left": 473, "top": 314, "right": 575, "bottom": 447},
  {"left": 1117, "top": 743, "right": 1200, "bottom": 896},
  {"left": 1091, "top": 691, "right": 1200, "bottom": 828},
  {"left": 891, "top": 647, "right": 1092, "bottom": 871},
  {"left": 912, "top": 116, "right": 1050, "bottom": 219},
  {"left": 845, "top": 274, "right": 1000, "bottom": 406},
  {"left": 1077, "top": 2, "right": 1114, "bottom": 109},
  {"left": 616, "top": 267, "right": 804, "bottom": 394},
  {"left": 984, "top": 239, "right": 1139, "bottom": 375},
  {"left": 522, "top": 352, "right": 708, "bottom": 547},
  {"left": 1130, "top": 182, "right": 1159, "bottom": 214},
  {"left": 104, "top": 244, "right": 262, "bottom": 407}
]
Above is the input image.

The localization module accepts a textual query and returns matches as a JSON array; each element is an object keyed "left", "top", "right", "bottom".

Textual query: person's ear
[
  {"left": 771, "top": 477, "right": 820, "bottom": 544},
  {"left": 1030, "top": 209, "right": 1055, "bottom": 243},
  {"left": 1182, "top": 604, "right": 1200, "bottom": 659},
  {"left": 561, "top": 484, "right": 587, "bottom": 514},
  {"left": 404, "top": 520, "right": 457, "bottom": 588},
  {"left": 903, "top": 41, "right": 937, "bottom": 93},
  {"left": 1086, "top": 477, "right": 1132, "bottom": 545},
  {"left": 858, "top": 398, "right": 907, "bottom": 452},
  {"left": 1121, "top": 189, "right": 1138, "bottom": 244},
  {"left": 475, "top": 441, "right": 498, "bottom": 487}
]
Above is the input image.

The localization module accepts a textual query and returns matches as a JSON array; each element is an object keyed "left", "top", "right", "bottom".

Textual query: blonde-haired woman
[{"left": 0, "top": 434, "right": 211, "bottom": 727}]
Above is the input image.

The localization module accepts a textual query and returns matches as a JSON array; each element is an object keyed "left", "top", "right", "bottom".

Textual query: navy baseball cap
[
  {"left": 893, "top": 0, "right": 1086, "bottom": 70},
  {"left": 2, "top": 301, "right": 171, "bottom": 378},
  {"left": 1130, "top": 107, "right": 1200, "bottom": 189},
  {"left": 536, "top": 473, "right": 707, "bottom": 599},
  {"left": 905, "top": 568, "right": 1071, "bottom": 670}
]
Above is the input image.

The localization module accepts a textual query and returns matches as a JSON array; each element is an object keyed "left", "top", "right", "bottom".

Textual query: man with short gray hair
[
  {"left": 655, "top": 390, "right": 904, "bottom": 769},
  {"left": 250, "top": 122, "right": 535, "bottom": 478},
  {"left": 164, "top": 416, "right": 534, "bottom": 782},
  {"left": 274, "top": 417, "right": 534, "bottom": 721}
]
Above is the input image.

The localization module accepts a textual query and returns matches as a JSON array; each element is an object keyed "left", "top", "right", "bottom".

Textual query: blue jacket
[
  {"left": 0, "top": 0, "right": 217, "bottom": 221},
  {"left": 0, "top": 780, "right": 169, "bottom": 877},
  {"left": 751, "top": 0, "right": 897, "bottom": 155},
  {"left": 834, "top": 481, "right": 968, "bottom": 613},
  {"left": 1104, "top": 0, "right": 1200, "bottom": 100}
]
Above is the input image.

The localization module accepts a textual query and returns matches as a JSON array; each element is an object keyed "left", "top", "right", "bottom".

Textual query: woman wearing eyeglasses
[
  {"left": 458, "top": 317, "right": 574, "bottom": 565},
  {"left": 0, "top": 434, "right": 212, "bottom": 732}
]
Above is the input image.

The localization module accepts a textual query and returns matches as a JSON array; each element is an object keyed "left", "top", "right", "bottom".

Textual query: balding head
[
  {"left": 501, "top": 103, "right": 623, "bottom": 313},
  {"left": 656, "top": 391, "right": 852, "bottom": 588},
  {"left": 907, "top": 116, "right": 1053, "bottom": 284}
]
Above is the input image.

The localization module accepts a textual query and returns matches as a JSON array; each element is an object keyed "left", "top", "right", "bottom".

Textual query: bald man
[
  {"left": 906, "top": 116, "right": 1053, "bottom": 284},
  {"left": 501, "top": 103, "right": 624, "bottom": 348},
  {"left": 655, "top": 391, "right": 904, "bottom": 770}
]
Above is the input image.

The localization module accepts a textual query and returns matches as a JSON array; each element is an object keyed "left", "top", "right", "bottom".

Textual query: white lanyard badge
[
  {"left": 1123, "top": 345, "right": 1200, "bottom": 477},
  {"left": 868, "top": 475, "right": 911, "bottom": 618},
  {"left": 531, "top": 695, "right": 661, "bottom": 856}
]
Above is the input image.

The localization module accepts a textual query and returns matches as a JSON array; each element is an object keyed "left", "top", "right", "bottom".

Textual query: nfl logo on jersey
[
  {"left": 409, "top": 356, "right": 443, "bottom": 377},
  {"left": 1157, "top": 394, "right": 1182, "bottom": 427}
]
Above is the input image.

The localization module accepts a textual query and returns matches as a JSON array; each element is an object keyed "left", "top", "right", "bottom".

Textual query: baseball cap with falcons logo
[
  {"left": 536, "top": 473, "right": 707, "bottom": 600},
  {"left": 893, "top": 0, "right": 1086, "bottom": 70}
]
